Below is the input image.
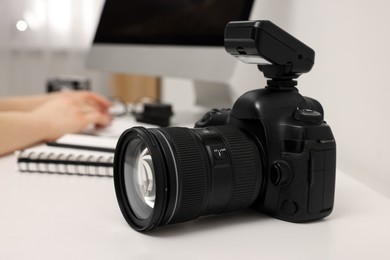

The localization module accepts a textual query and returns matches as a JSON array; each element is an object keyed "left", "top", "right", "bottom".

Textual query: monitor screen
[
  {"left": 87, "top": 0, "right": 255, "bottom": 107},
  {"left": 94, "top": 0, "right": 254, "bottom": 46}
]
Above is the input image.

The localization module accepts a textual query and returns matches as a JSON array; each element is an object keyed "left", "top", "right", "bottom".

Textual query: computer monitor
[{"left": 87, "top": 0, "right": 255, "bottom": 108}]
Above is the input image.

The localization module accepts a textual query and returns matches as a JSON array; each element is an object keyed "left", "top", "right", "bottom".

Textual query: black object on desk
[
  {"left": 47, "top": 75, "right": 91, "bottom": 93},
  {"left": 133, "top": 103, "right": 173, "bottom": 127}
]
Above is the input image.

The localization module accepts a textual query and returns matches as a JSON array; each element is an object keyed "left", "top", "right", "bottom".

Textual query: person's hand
[{"left": 31, "top": 91, "right": 112, "bottom": 140}]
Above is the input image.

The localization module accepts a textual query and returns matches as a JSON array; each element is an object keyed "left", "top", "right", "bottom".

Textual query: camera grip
[{"left": 276, "top": 140, "right": 336, "bottom": 222}]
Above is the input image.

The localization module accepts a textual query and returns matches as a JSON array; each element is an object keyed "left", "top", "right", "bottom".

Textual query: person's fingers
[
  {"left": 78, "top": 102, "right": 101, "bottom": 114},
  {"left": 59, "top": 91, "right": 112, "bottom": 110},
  {"left": 83, "top": 110, "right": 112, "bottom": 127},
  {"left": 82, "top": 92, "right": 112, "bottom": 109}
]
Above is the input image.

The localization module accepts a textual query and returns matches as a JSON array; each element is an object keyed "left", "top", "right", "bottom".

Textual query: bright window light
[{"left": 16, "top": 20, "right": 28, "bottom": 32}]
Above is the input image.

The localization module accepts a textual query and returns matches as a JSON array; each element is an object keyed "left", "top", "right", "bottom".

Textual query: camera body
[
  {"left": 195, "top": 20, "right": 336, "bottom": 222},
  {"left": 196, "top": 87, "right": 336, "bottom": 222},
  {"left": 113, "top": 20, "right": 336, "bottom": 232}
]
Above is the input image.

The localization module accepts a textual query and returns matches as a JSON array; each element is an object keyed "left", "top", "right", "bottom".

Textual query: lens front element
[{"left": 124, "top": 139, "right": 156, "bottom": 220}]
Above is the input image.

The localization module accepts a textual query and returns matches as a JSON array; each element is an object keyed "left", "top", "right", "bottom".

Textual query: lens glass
[{"left": 124, "top": 139, "right": 156, "bottom": 220}]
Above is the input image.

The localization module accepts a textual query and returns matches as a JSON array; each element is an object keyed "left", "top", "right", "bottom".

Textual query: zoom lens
[{"left": 114, "top": 126, "right": 263, "bottom": 232}]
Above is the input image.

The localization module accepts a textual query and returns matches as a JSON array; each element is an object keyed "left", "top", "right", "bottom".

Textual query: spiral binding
[{"left": 17, "top": 150, "right": 114, "bottom": 177}]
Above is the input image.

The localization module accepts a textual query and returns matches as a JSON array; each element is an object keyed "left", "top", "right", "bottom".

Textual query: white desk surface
[{"left": 1, "top": 152, "right": 390, "bottom": 260}]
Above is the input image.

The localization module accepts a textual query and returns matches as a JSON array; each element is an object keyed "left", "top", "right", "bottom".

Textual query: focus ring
[
  {"left": 213, "top": 126, "right": 261, "bottom": 212},
  {"left": 160, "top": 127, "right": 208, "bottom": 224}
]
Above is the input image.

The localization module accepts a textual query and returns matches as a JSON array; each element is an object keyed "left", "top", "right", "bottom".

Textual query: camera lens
[
  {"left": 114, "top": 126, "right": 263, "bottom": 232},
  {"left": 124, "top": 139, "right": 155, "bottom": 220}
]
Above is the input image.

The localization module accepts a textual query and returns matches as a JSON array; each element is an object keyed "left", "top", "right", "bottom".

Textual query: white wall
[
  {"left": 0, "top": 0, "right": 109, "bottom": 97},
  {"left": 237, "top": 0, "right": 390, "bottom": 197}
]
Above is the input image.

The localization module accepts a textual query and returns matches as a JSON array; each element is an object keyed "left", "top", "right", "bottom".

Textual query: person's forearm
[
  {"left": 0, "top": 94, "right": 55, "bottom": 112},
  {"left": 0, "top": 112, "right": 47, "bottom": 156}
]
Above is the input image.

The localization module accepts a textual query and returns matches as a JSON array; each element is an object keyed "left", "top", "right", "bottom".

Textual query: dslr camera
[{"left": 114, "top": 21, "right": 336, "bottom": 232}]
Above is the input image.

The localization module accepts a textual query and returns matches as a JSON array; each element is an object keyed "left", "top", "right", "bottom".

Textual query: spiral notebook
[{"left": 16, "top": 134, "right": 117, "bottom": 177}]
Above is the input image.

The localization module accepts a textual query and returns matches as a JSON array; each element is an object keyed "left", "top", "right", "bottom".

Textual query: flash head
[{"left": 224, "top": 20, "right": 315, "bottom": 80}]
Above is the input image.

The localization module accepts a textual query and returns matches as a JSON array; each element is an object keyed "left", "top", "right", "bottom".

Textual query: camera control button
[
  {"left": 281, "top": 200, "right": 298, "bottom": 215},
  {"left": 293, "top": 108, "right": 323, "bottom": 124},
  {"left": 270, "top": 161, "right": 292, "bottom": 186}
]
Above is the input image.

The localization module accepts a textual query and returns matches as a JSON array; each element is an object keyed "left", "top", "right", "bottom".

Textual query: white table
[{"left": 1, "top": 152, "right": 390, "bottom": 260}]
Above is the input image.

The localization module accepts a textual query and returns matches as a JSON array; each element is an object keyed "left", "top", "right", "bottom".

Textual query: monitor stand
[
  {"left": 193, "top": 80, "right": 233, "bottom": 109},
  {"left": 168, "top": 79, "right": 233, "bottom": 127}
]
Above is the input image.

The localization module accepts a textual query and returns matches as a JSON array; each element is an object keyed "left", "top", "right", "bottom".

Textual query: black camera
[{"left": 113, "top": 21, "right": 336, "bottom": 232}]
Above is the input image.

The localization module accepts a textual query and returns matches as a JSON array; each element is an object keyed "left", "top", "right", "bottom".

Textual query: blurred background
[
  {"left": 0, "top": 0, "right": 109, "bottom": 97},
  {"left": 0, "top": 0, "right": 389, "bottom": 197}
]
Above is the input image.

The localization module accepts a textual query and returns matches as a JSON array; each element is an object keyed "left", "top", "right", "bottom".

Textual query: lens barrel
[{"left": 114, "top": 126, "right": 263, "bottom": 232}]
